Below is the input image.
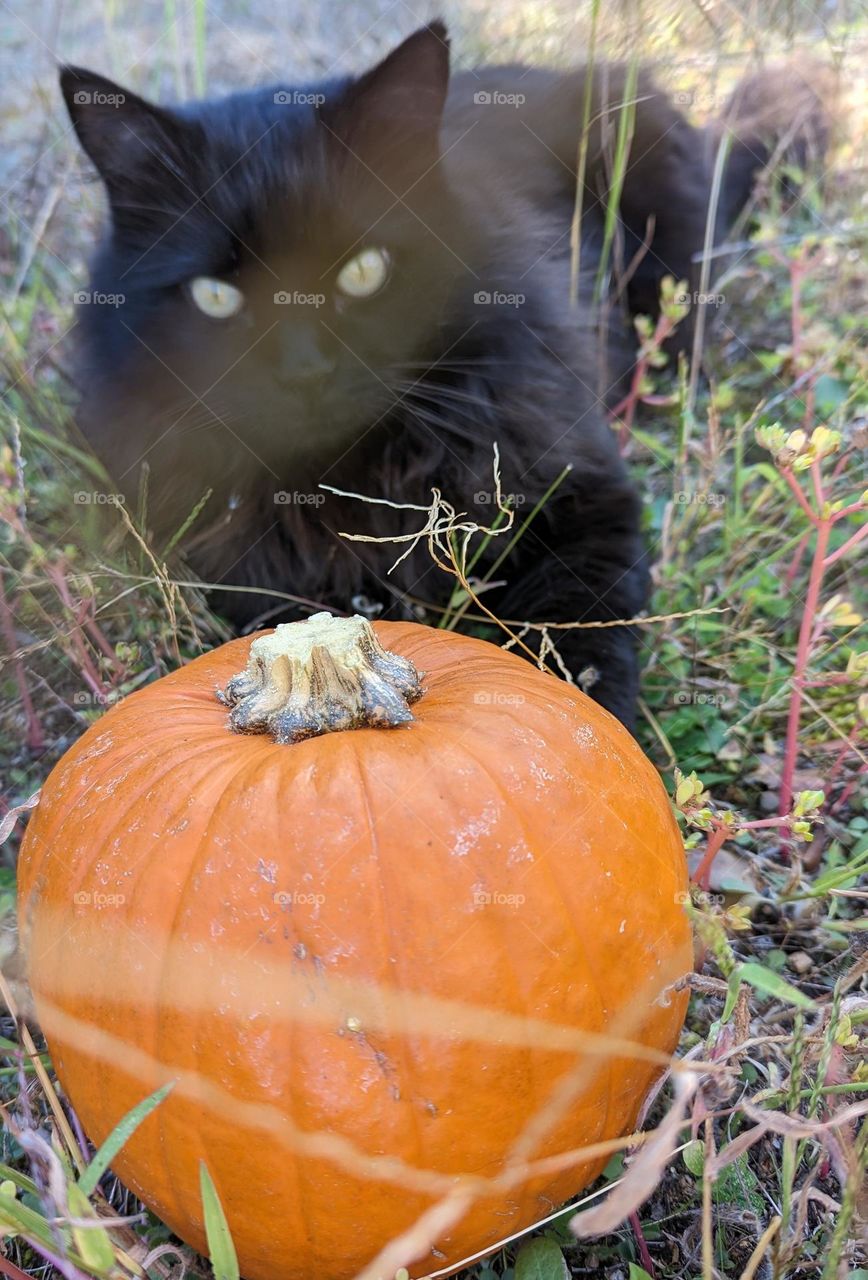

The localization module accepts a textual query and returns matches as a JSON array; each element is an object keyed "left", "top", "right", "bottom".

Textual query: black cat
[{"left": 60, "top": 23, "right": 779, "bottom": 728}]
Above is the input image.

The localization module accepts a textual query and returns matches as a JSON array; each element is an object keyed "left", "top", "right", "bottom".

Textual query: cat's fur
[{"left": 60, "top": 24, "right": 782, "bottom": 727}]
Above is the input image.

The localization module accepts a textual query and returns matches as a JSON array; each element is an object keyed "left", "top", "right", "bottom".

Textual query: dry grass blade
[{"left": 569, "top": 1073, "right": 699, "bottom": 1238}]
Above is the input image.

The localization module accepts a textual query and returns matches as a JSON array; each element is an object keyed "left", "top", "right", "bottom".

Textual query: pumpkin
[{"left": 18, "top": 613, "right": 691, "bottom": 1280}]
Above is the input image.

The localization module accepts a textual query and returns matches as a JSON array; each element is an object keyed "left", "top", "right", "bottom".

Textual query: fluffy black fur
[{"left": 60, "top": 24, "right": 772, "bottom": 728}]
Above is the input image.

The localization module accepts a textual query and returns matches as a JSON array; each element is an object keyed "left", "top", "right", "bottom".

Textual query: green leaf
[
  {"left": 67, "top": 1182, "right": 116, "bottom": 1272},
  {"left": 721, "top": 968, "right": 742, "bottom": 1023},
  {"left": 0, "top": 1188, "right": 61, "bottom": 1252},
  {"left": 712, "top": 1150, "right": 764, "bottom": 1213},
  {"left": 630, "top": 427, "right": 677, "bottom": 464},
  {"left": 682, "top": 1138, "right": 705, "bottom": 1177},
  {"left": 514, "top": 1236, "right": 569, "bottom": 1280},
  {"left": 200, "top": 1161, "right": 240, "bottom": 1280},
  {"left": 747, "top": 462, "right": 790, "bottom": 496},
  {"left": 813, "top": 375, "right": 849, "bottom": 414},
  {"left": 738, "top": 962, "right": 817, "bottom": 1010},
  {"left": 628, "top": 1266, "right": 655, "bottom": 1280},
  {"left": 798, "top": 845, "right": 868, "bottom": 898},
  {"left": 0, "top": 1188, "right": 111, "bottom": 1277},
  {"left": 78, "top": 1081, "right": 174, "bottom": 1196},
  {"left": 765, "top": 948, "right": 789, "bottom": 972},
  {"left": 0, "top": 1033, "right": 50, "bottom": 1060},
  {"left": 0, "top": 1161, "right": 39, "bottom": 1197},
  {"left": 601, "top": 1151, "right": 626, "bottom": 1181}
]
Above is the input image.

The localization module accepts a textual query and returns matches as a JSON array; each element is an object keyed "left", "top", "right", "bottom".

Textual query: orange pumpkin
[{"left": 18, "top": 613, "right": 691, "bottom": 1279}]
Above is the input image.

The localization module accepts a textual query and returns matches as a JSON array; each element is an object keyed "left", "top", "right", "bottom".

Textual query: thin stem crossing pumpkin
[{"left": 18, "top": 613, "right": 692, "bottom": 1279}]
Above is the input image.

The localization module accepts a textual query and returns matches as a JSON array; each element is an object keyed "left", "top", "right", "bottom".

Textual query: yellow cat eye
[
  {"left": 335, "top": 247, "right": 391, "bottom": 299},
  {"left": 189, "top": 277, "right": 245, "bottom": 319}
]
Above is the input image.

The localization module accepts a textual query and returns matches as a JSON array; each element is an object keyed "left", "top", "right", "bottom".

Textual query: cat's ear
[
  {"left": 324, "top": 22, "right": 450, "bottom": 177},
  {"left": 59, "top": 66, "right": 192, "bottom": 205}
]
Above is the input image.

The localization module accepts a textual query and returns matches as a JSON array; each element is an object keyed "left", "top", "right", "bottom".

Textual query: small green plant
[{"left": 754, "top": 423, "right": 867, "bottom": 819}]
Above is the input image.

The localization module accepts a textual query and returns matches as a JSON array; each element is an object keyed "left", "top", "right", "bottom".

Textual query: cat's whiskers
[
  {"left": 395, "top": 390, "right": 492, "bottom": 449},
  {"left": 396, "top": 381, "right": 499, "bottom": 414},
  {"left": 391, "top": 356, "right": 516, "bottom": 375},
  {"left": 162, "top": 399, "right": 245, "bottom": 442},
  {"left": 393, "top": 373, "right": 508, "bottom": 416},
  {"left": 402, "top": 405, "right": 491, "bottom": 449}
]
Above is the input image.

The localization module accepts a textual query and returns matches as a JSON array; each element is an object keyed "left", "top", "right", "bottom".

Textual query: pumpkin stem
[{"left": 218, "top": 612, "right": 423, "bottom": 743}]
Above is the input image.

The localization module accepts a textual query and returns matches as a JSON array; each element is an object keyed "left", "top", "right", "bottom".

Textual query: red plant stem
[
  {"left": 783, "top": 530, "right": 811, "bottom": 593},
  {"left": 790, "top": 257, "right": 804, "bottom": 366},
  {"left": 0, "top": 1256, "right": 33, "bottom": 1280},
  {"left": 692, "top": 825, "right": 729, "bottom": 891},
  {"left": 738, "top": 815, "right": 794, "bottom": 831},
  {"left": 780, "top": 467, "right": 818, "bottom": 526},
  {"left": 803, "top": 674, "right": 856, "bottom": 687},
  {"left": 82, "top": 610, "right": 118, "bottom": 665},
  {"left": 81, "top": 607, "right": 129, "bottom": 695},
  {"left": 826, "top": 728, "right": 859, "bottom": 790},
  {"left": 629, "top": 1211, "right": 657, "bottom": 1279},
  {"left": 835, "top": 761, "right": 868, "bottom": 813},
  {"left": 824, "top": 519, "right": 868, "bottom": 568},
  {"left": 0, "top": 572, "right": 44, "bottom": 752},
  {"left": 613, "top": 358, "right": 649, "bottom": 447},
  {"left": 801, "top": 379, "right": 816, "bottom": 433},
  {"left": 810, "top": 459, "right": 825, "bottom": 511},
  {"left": 832, "top": 448, "right": 853, "bottom": 481},
  {"left": 779, "top": 518, "right": 832, "bottom": 818},
  {"left": 830, "top": 499, "right": 868, "bottom": 522},
  {"left": 44, "top": 565, "right": 107, "bottom": 696},
  {"left": 610, "top": 312, "right": 676, "bottom": 449},
  {"left": 690, "top": 813, "right": 797, "bottom": 887}
]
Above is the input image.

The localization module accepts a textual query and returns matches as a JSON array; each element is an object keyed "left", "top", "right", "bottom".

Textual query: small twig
[
  {"left": 629, "top": 1211, "right": 658, "bottom": 1278},
  {"left": 702, "top": 1115, "right": 715, "bottom": 1280},
  {"left": 0, "top": 572, "right": 44, "bottom": 751},
  {"left": 611, "top": 310, "right": 679, "bottom": 449},
  {"left": 739, "top": 1216, "right": 781, "bottom": 1280},
  {"left": 692, "top": 826, "right": 730, "bottom": 891},
  {"left": 0, "top": 970, "right": 85, "bottom": 1176},
  {"left": 824, "top": 519, "right": 868, "bottom": 567},
  {"left": 779, "top": 516, "right": 831, "bottom": 819}
]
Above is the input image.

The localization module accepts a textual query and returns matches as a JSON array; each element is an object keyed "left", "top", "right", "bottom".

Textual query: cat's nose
[{"left": 275, "top": 326, "right": 337, "bottom": 388}]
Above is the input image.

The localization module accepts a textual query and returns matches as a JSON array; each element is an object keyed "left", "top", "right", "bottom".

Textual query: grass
[{"left": 1, "top": 1, "right": 867, "bottom": 1278}]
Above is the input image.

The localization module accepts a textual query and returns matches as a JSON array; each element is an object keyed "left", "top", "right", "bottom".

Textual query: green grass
[{"left": 1, "top": 3, "right": 867, "bottom": 1279}]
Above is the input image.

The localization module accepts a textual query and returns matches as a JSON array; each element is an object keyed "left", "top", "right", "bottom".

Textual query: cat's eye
[
  {"left": 189, "top": 276, "right": 245, "bottom": 319},
  {"left": 336, "top": 248, "right": 391, "bottom": 299}
]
